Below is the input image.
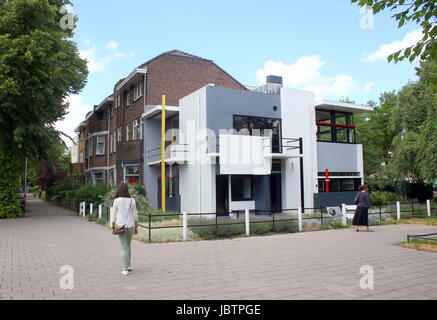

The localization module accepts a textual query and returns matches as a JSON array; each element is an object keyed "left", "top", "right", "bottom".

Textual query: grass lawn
[{"left": 398, "top": 238, "right": 437, "bottom": 252}]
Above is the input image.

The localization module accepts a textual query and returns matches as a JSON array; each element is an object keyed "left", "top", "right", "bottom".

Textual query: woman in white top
[{"left": 111, "top": 183, "right": 139, "bottom": 276}]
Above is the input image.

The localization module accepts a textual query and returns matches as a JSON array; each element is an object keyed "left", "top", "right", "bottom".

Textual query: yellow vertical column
[{"left": 161, "top": 95, "right": 166, "bottom": 212}]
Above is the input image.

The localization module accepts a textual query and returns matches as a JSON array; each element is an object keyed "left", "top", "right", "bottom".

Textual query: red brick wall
[{"left": 146, "top": 54, "right": 246, "bottom": 106}]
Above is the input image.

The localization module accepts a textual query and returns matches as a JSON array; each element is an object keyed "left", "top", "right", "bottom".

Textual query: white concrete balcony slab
[{"left": 147, "top": 144, "right": 189, "bottom": 166}]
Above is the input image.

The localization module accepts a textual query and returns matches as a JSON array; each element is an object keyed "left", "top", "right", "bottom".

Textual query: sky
[{"left": 58, "top": 0, "right": 422, "bottom": 146}]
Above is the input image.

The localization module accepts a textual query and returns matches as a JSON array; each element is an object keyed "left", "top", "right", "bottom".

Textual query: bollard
[
  {"left": 427, "top": 200, "right": 431, "bottom": 217},
  {"left": 342, "top": 204, "right": 347, "bottom": 227},
  {"left": 397, "top": 202, "right": 401, "bottom": 221},
  {"left": 183, "top": 212, "right": 188, "bottom": 241},
  {"left": 245, "top": 209, "right": 250, "bottom": 236},
  {"left": 98, "top": 204, "right": 102, "bottom": 219},
  {"left": 90, "top": 203, "right": 93, "bottom": 217},
  {"left": 79, "top": 202, "right": 83, "bottom": 216},
  {"left": 82, "top": 202, "right": 86, "bottom": 217},
  {"left": 298, "top": 207, "right": 303, "bottom": 232}
]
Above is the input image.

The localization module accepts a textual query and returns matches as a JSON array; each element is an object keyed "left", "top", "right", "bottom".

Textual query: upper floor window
[
  {"left": 316, "top": 109, "right": 356, "bottom": 143},
  {"left": 133, "top": 118, "right": 143, "bottom": 140},
  {"left": 116, "top": 94, "right": 121, "bottom": 109},
  {"left": 126, "top": 124, "right": 131, "bottom": 141},
  {"left": 117, "top": 128, "right": 122, "bottom": 143},
  {"left": 96, "top": 135, "right": 106, "bottom": 156},
  {"left": 134, "top": 80, "right": 144, "bottom": 101},
  {"left": 87, "top": 138, "right": 93, "bottom": 157},
  {"left": 126, "top": 89, "right": 133, "bottom": 106}
]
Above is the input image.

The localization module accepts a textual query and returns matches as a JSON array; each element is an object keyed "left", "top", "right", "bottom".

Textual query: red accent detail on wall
[
  {"left": 316, "top": 122, "right": 357, "bottom": 128},
  {"left": 325, "top": 169, "right": 330, "bottom": 193},
  {"left": 129, "top": 178, "right": 137, "bottom": 184}
]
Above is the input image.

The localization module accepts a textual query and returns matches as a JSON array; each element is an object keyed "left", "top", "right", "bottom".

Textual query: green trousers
[{"left": 117, "top": 227, "right": 134, "bottom": 270}]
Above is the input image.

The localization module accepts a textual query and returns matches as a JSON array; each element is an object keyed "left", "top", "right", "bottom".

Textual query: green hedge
[
  {"left": 371, "top": 191, "right": 407, "bottom": 206},
  {"left": 190, "top": 218, "right": 298, "bottom": 240}
]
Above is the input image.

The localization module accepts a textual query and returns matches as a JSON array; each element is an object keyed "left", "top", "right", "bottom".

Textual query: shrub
[
  {"left": 101, "top": 184, "right": 152, "bottom": 215},
  {"left": 74, "top": 184, "right": 111, "bottom": 205},
  {"left": 371, "top": 191, "right": 407, "bottom": 206}
]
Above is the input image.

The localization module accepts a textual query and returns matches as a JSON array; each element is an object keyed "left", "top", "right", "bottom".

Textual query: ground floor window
[
  {"left": 318, "top": 178, "right": 361, "bottom": 193},
  {"left": 88, "top": 170, "right": 105, "bottom": 185},
  {"left": 125, "top": 165, "right": 140, "bottom": 184},
  {"left": 231, "top": 175, "right": 253, "bottom": 201}
]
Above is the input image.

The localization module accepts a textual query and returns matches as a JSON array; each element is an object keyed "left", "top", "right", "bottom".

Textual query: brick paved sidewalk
[{"left": 0, "top": 197, "right": 436, "bottom": 300}]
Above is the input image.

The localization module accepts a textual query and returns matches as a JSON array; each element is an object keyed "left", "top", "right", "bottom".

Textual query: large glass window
[
  {"left": 233, "top": 115, "right": 282, "bottom": 153},
  {"left": 231, "top": 176, "right": 253, "bottom": 201},
  {"left": 316, "top": 109, "right": 356, "bottom": 143}
]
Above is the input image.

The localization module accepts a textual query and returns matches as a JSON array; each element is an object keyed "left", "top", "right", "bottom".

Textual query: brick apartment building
[{"left": 73, "top": 50, "right": 246, "bottom": 186}]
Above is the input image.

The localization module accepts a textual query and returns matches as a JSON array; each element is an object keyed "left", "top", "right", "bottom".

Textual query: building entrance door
[{"left": 271, "top": 161, "right": 282, "bottom": 213}]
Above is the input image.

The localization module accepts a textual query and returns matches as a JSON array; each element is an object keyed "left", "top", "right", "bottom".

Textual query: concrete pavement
[{"left": 0, "top": 197, "right": 436, "bottom": 300}]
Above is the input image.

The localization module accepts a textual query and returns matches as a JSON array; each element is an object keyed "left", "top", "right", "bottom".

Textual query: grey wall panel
[
  {"left": 314, "top": 192, "right": 358, "bottom": 208},
  {"left": 206, "top": 86, "right": 281, "bottom": 135}
]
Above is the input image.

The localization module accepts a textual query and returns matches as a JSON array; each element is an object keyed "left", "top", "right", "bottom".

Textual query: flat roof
[{"left": 315, "top": 100, "right": 373, "bottom": 113}]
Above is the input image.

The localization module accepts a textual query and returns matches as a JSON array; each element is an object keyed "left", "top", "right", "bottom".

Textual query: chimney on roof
[
  {"left": 266, "top": 75, "right": 283, "bottom": 86},
  {"left": 265, "top": 75, "right": 283, "bottom": 95}
]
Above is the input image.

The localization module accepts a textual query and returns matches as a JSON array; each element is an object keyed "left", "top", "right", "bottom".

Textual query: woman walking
[
  {"left": 353, "top": 185, "right": 373, "bottom": 232},
  {"left": 111, "top": 183, "right": 139, "bottom": 276}
]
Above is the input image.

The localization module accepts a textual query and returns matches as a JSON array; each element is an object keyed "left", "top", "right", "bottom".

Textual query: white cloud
[
  {"left": 56, "top": 95, "right": 92, "bottom": 147},
  {"left": 256, "top": 56, "right": 363, "bottom": 100},
  {"left": 105, "top": 40, "right": 119, "bottom": 51},
  {"left": 364, "top": 29, "right": 423, "bottom": 62},
  {"left": 79, "top": 46, "right": 110, "bottom": 72},
  {"left": 79, "top": 40, "right": 131, "bottom": 73},
  {"left": 364, "top": 82, "right": 375, "bottom": 92}
]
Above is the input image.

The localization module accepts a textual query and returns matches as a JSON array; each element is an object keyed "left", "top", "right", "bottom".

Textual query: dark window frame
[
  {"left": 316, "top": 109, "right": 356, "bottom": 144},
  {"left": 231, "top": 175, "right": 254, "bottom": 201}
]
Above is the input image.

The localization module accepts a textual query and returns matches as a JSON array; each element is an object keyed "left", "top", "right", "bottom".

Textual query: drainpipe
[{"left": 325, "top": 169, "right": 330, "bottom": 193}]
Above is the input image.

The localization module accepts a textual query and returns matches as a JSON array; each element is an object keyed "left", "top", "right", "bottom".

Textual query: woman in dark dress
[{"left": 353, "top": 185, "right": 373, "bottom": 232}]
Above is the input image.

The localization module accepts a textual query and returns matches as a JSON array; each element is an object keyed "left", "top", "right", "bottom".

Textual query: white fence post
[
  {"left": 98, "top": 204, "right": 103, "bottom": 219},
  {"left": 342, "top": 204, "right": 347, "bottom": 226},
  {"left": 427, "top": 200, "right": 431, "bottom": 217},
  {"left": 79, "top": 202, "right": 83, "bottom": 216},
  {"left": 90, "top": 203, "right": 93, "bottom": 217},
  {"left": 183, "top": 211, "right": 188, "bottom": 241},
  {"left": 397, "top": 201, "right": 401, "bottom": 221},
  {"left": 298, "top": 207, "right": 303, "bottom": 232},
  {"left": 82, "top": 202, "right": 86, "bottom": 217},
  {"left": 245, "top": 209, "right": 250, "bottom": 236}
]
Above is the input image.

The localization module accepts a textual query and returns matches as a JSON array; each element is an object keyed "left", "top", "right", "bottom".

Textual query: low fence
[{"left": 76, "top": 199, "right": 436, "bottom": 243}]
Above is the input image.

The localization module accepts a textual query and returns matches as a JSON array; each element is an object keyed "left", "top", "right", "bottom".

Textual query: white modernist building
[{"left": 144, "top": 76, "right": 373, "bottom": 214}]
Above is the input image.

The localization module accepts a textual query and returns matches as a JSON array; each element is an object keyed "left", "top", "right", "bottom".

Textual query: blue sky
[{"left": 60, "top": 0, "right": 422, "bottom": 143}]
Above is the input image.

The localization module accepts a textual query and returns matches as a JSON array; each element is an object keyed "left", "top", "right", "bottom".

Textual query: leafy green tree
[
  {"left": 389, "top": 59, "right": 437, "bottom": 183},
  {"left": 355, "top": 92, "right": 401, "bottom": 189},
  {"left": 352, "top": 0, "right": 437, "bottom": 62},
  {"left": 0, "top": 0, "right": 88, "bottom": 218}
]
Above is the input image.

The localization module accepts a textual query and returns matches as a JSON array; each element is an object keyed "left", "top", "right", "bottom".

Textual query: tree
[
  {"left": 35, "top": 158, "right": 67, "bottom": 199},
  {"left": 352, "top": 0, "right": 437, "bottom": 62},
  {"left": 357, "top": 59, "right": 437, "bottom": 190},
  {"left": 0, "top": 0, "right": 88, "bottom": 218},
  {"left": 355, "top": 92, "right": 401, "bottom": 189},
  {"left": 389, "top": 59, "right": 437, "bottom": 183}
]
